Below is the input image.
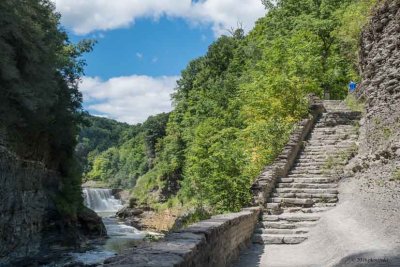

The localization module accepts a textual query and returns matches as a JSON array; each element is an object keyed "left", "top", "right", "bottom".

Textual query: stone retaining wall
[
  {"left": 104, "top": 207, "right": 260, "bottom": 267},
  {"left": 251, "top": 96, "right": 325, "bottom": 207}
]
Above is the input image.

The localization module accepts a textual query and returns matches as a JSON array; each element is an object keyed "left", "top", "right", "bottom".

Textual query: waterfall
[{"left": 82, "top": 188, "right": 123, "bottom": 212}]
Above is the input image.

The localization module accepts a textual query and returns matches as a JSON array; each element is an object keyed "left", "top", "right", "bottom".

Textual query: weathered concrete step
[
  {"left": 275, "top": 188, "right": 338, "bottom": 194},
  {"left": 262, "top": 214, "right": 320, "bottom": 222},
  {"left": 252, "top": 234, "right": 308, "bottom": 244},
  {"left": 280, "top": 177, "right": 336, "bottom": 183},
  {"left": 277, "top": 183, "right": 338, "bottom": 189},
  {"left": 254, "top": 228, "right": 309, "bottom": 235},
  {"left": 272, "top": 192, "right": 338, "bottom": 199}
]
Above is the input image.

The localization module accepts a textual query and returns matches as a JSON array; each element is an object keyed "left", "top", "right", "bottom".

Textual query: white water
[
  {"left": 68, "top": 188, "right": 146, "bottom": 266},
  {"left": 82, "top": 188, "right": 123, "bottom": 212}
]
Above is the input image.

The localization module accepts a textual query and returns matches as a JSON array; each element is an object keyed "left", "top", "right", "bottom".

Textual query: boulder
[
  {"left": 77, "top": 207, "right": 107, "bottom": 237},
  {"left": 116, "top": 206, "right": 144, "bottom": 219}
]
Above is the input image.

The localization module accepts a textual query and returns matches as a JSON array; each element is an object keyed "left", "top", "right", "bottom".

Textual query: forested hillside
[
  {"left": 80, "top": 0, "right": 377, "bottom": 216},
  {"left": 132, "top": 0, "right": 377, "bottom": 212},
  {"left": 77, "top": 113, "right": 169, "bottom": 188}
]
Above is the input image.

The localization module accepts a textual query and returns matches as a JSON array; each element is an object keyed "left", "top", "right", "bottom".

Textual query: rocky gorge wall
[
  {"left": 0, "top": 145, "right": 60, "bottom": 265},
  {"left": 0, "top": 145, "right": 105, "bottom": 266},
  {"left": 354, "top": 0, "right": 400, "bottom": 176}
]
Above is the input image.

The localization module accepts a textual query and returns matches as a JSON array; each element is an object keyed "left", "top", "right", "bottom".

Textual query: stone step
[
  {"left": 290, "top": 169, "right": 325, "bottom": 175},
  {"left": 252, "top": 234, "right": 308, "bottom": 244},
  {"left": 296, "top": 158, "right": 329, "bottom": 163},
  {"left": 271, "top": 192, "right": 338, "bottom": 200},
  {"left": 307, "top": 137, "right": 357, "bottom": 141},
  {"left": 269, "top": 196, "right": 337, "bottom": 205},
  {"left": 277, "top": 183, "right": 338, "bottom": 189},
  {"left": 254, "top": 228, "right": 309, "bottom": 235},
  {"left": 269, "top": 197, "right": 313, "bottom": 206},
  {"left": 275, "top": 188, "right": 338, "bottom": 194},
  {"left": 303, "top": 146, "right": 356, "bottom": 151},
  {"left": 280, "top": 177, "right": 336, "bottom": 183},
  {"left": 314, "top": 202, "right": 337, "bottom": 208},
  {"left": 282, "top": 206, "right": 332, "bottom": 214},
  {"left": 286, "top": 174, "right": 333, "bottom": 178},
  {"left": 291, "top": 166, "right": 326, "bottom": 170},
  {"left": 262, "top": 214, "right": 320, "bottom": 222},
  {"left": 304, "top": 146, "right": 349, "bottom": 149},
  {"left": 260, "top": 220, "right": 317, "bottom": 229},
  {"left": 294, "top": 162, "right": 326, "bottom": 167}
]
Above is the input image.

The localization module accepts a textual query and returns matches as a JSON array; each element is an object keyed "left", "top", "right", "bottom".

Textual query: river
[{"left": 48, "top": 188, "right": 145, "bottom": 266}]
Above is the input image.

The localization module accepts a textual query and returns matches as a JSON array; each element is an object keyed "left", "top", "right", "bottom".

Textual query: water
[
  {"left": 66, "top": 188, "right": 146, "bottom": 266},
  {"left": 82, "top": 188, "right": 123, "bottom": 212}
]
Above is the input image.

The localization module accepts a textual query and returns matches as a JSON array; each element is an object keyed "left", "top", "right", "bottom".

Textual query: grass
[
  {"left": 344, "top": 94, "right": 365, "bottom": 112},
  {"left": 323, "top": 143, "right": 358, "bottom": 176},
  {"left": 382, "top": 127, "right": 392, "bottom": 139},
  {"left": 390, "top": 169, "right": 400, "bottom": 182}
]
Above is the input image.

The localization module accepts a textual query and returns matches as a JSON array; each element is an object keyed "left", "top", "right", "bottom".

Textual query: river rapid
[{"left": 46, "top": 188, "right": 145, "bottom": 266}]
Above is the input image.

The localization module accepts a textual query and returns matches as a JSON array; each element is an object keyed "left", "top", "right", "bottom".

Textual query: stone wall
[
  {"left": 104, "top": 207, "right": 260, "bottom": 267},
  {"left": 251, "top": 96, "right": 325, "bottom": 206}
]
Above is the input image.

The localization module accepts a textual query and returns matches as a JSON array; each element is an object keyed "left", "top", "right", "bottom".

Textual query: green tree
[{"left": 0, "top": 0, "right": 94, "bottom": 216}]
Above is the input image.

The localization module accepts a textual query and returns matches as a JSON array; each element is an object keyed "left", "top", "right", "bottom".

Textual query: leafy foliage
[
  {"left": 0, "top": 0, "right": 94, "bottom": 216},
  {"left": 77, "top": 113, "right": 169, "bottom": 188},
  {"left": 131, "top": 0, "right": 378, "bottom": 214},
  {"left": 75, "top": 0, "right": 378, "bottom": 215}
]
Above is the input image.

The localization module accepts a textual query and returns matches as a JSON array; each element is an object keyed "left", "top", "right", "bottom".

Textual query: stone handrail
[
  {"left": 251, "top": 96, "right": 325, "bottom": 207},
  {"left": 104, "top": 207, "right": 260, "bottom": 267}
]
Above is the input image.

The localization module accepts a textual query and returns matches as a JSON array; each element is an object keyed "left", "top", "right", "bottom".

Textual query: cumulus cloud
[
  {"left": 54, "top": 0, "right": 265, "bottom": 36},
  {"left": 80, "top": 75, "right": 179, "bottom": 124}
]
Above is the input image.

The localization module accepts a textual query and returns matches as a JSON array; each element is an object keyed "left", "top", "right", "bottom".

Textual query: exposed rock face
[
  {"left": 358, "top": 0, "right": 400, "bottom": 160},
  {"left": 350, "top": 0, "right": 400, "bottom": 186},
  {"left": 0, "top": 146, "right": 59, "bottom": 265},
  {"left": 0, "top": 146, "right": 105, "bottom": 266}
]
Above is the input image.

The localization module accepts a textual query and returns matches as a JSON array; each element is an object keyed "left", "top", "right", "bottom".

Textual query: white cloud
[
  {"left": 136, "top": 52, "right": 143, "bottom": 59},
  {"left": 80, "top": 75, "right": 179, "bottom": 124},
  {"left": 54, "top": 0, "right": 265, "bottom": 36}
]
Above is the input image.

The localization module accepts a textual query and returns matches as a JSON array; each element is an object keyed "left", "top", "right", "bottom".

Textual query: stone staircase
[{"left": 253, "top": 100, "right": 361, "bottom": 245}]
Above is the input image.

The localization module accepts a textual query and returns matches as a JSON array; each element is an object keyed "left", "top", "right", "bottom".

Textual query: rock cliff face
[
  {"left": 0, "top": 145, "right": 106, "bottom": 266},
  {"left": 358, "top": 0, "right": 400, "bottom": 161}
]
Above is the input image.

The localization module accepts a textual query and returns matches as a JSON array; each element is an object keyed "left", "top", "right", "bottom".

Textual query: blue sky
[
  {"left": 55, "top": 0, "right": 265, "bottom": 124},
  {"left": 69, "top": 18, "right": 213, "bottom": 79}
]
